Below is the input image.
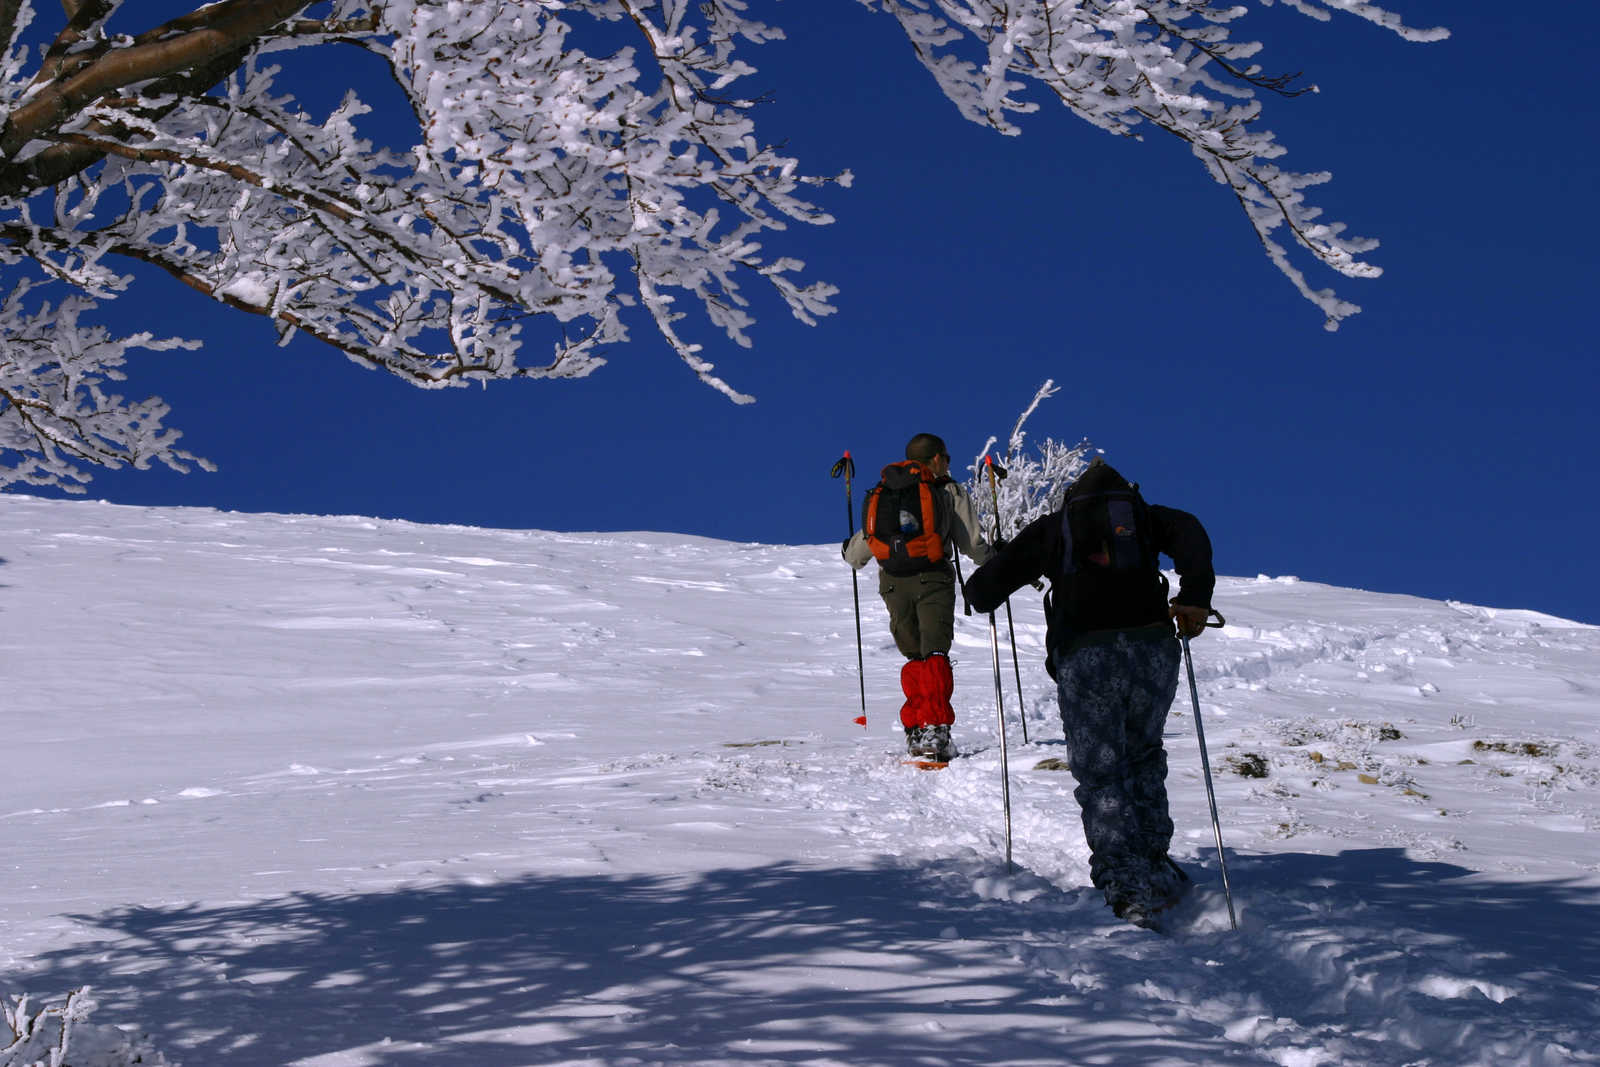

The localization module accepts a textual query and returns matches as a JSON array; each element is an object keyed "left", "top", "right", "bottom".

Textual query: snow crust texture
[{"left": 1, "top": 495, "right": 1596, "bottom": 1066}]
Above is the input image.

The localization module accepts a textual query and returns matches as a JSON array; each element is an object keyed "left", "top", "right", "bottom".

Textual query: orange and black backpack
[{"left": 862, "top": 461, "right": 951, "bottom": 576}]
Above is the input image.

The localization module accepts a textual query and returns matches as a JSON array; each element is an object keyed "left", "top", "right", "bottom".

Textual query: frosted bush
[{"left": 966, "top": 379, "right": 1095, "bottom": 539}]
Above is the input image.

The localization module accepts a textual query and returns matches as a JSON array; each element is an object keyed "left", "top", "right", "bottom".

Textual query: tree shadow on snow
[
  {"left": 16, "top": 851, "right": 1599, "bottom": 1065},
  {"left": 17, "top": 861, "right": 1222, "bottom": 1067},
  {"left": 1206, "top": 847, "right": 1600, "bottom": 1041}
]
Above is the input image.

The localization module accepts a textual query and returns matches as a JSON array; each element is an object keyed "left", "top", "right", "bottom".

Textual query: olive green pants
[{"left": 878, "top": 566, "right": 956, "bottom": 660}]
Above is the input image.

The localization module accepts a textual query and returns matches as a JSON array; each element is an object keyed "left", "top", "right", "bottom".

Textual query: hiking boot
[
  {"left": 1103, "top": 880, "right": 1145, "bottom": 919},
  {"left": 1113, "top": 897, "right": 1158, "bottom": 929},
  {"left": 927, "top": 724, "right": 957, "bottom": 762},
  {"left": 1106, "top": 882, "right": 1165, "bottom": 929},
  {"left": 1147, "top": 854, "right": 1191, "bottom": 910},
  {"left": 905, "top": 726, "right": 935, "bottom": 758}
]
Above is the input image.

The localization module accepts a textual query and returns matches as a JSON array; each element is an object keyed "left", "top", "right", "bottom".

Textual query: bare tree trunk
[
  {"left": 1, "top": 0, "right": 305, "bottom": 163},
  {"left": 0, "top": 1, "right": 305, "bottom": 197}
]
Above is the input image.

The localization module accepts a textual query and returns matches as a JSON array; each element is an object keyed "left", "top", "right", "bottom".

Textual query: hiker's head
[{"left": 906, "top": 434, "right": 950, "bottom": 472}]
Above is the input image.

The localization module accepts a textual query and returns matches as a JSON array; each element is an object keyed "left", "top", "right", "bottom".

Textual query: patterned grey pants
[{"left": 1054, "top": 632, "right": 1182, "bottom": 896}]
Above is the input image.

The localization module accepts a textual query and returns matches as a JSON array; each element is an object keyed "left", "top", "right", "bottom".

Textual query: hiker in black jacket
[{"left": 965, "top": 458, "right": 1215, "bottom": 925}]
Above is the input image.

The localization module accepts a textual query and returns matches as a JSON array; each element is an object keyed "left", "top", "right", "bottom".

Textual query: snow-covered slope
[{"left": 2, "top": 495, "right": 1596, "bottom": 1066}]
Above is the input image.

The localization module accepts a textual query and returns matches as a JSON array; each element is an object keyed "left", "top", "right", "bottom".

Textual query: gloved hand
[
  {"left": 1170, "top": 602, "right": 1210, "bottom": 639},
  {"left": 841, "top": 538, "right": 852, "bottom": 560}
]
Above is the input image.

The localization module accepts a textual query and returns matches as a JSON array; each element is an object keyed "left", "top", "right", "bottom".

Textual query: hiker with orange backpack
[{"left": 842, "top": 433, "right": 994, "bottom": 762}]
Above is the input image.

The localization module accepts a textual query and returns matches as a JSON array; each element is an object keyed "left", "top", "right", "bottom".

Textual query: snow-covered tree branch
[
  {"left": 0, "top": 0, "right": 1445, "bottom": 489},
  {"left": 0, "top": 281, "right": 210, "bottom": 491}
]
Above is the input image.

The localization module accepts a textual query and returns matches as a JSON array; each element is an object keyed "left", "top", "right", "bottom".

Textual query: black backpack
[
  {"left": 1052, "top": 458, "right": 1168, "bottom": 627},
  {"left": 1061, "top": 458, "right": 1157, "bottom": 577},
  {"left": 863, "top": 461, "right": 951, "bottom": 576}
]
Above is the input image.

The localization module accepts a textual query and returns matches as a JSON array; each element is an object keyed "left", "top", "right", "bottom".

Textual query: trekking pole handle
[
  {"left": 1205, "top": 609, "right": 1227, "bottom": 629},
  {"left": 983, "top": 455, "right": 1040, "bottom": 590},
  {"left": 831, "top": 451, "right": 856, "bottom": 537}
]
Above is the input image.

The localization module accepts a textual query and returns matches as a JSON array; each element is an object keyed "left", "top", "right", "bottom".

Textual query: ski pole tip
[{"left": 853, "top": 716, "right": 866, "bottom": 727}]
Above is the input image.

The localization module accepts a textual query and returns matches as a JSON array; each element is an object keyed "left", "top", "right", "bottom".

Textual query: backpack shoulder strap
[{"left": 1059, "top": 501, "right": 1078, "bottom": 576}]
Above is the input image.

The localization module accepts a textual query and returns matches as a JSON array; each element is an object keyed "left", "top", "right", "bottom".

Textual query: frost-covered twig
[
  {"left": 2, "top": 986, "right": 170, "bottom": 1067},
  {"left": 2, "top": 986, "right": 93, "bottom": 1067}
]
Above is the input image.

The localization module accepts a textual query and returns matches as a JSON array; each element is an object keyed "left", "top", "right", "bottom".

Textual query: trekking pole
[
  {"left": 831, "top": 452, "right": 868, "bottom": 728},
  {"left": 988, "top": 609, "right": 1015, "bottom": 872},
  {"left": 983, "top": 456, "right": 1029, "bottom": 744},
  {"left": 1181, "top": 609, "right": 1237, "bottom": 930}
]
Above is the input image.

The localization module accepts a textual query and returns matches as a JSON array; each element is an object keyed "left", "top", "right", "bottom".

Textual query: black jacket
[{"left": 965, "top": 502, "right": 1214, "bottom": 659}]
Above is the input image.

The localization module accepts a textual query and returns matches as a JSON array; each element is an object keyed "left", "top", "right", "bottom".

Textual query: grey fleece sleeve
[{"left": 944, "top": 484, "right": 994, "bottom": 566}]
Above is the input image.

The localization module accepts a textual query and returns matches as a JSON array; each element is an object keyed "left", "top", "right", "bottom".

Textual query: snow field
[{"left": 1, "top": 495, "right": 1596, "bottom": 1065}]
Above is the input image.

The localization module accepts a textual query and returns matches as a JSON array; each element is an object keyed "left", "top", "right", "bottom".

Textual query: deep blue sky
[{"left": 20, "top": 2, "right": 1598, "bottom": 624}]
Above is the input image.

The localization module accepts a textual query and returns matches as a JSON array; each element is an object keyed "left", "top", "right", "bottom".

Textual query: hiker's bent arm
[
  {"left": 1153, "top": 505, "right": 1216, "bottom": 608},
  {"left": 965, "top": 513, "right": 1051, "bottom": 613},
  {"left": 947, "top": 486, "right": 994, "bottom": 565}
]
